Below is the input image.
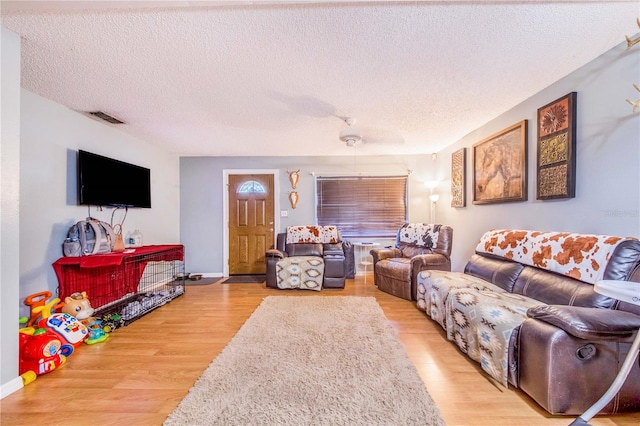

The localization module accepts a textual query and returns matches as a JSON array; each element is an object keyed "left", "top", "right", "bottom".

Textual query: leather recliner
[
  {"left": 265, "top": 232, "right": 354, "bottom": 289},
  {"left": 370, "top": 223, "right": 453, "bottom": 300}
]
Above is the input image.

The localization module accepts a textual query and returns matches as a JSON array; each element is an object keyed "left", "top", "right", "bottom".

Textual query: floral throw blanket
[
  {"left": 476, "top": 229, "right": 634, "bottom": 284},
  {"left": 276, "top": 256, "right": 324, "bottom": 291},
  {"left": 286, "top": 226, "right": 340, "bottom": 244}
]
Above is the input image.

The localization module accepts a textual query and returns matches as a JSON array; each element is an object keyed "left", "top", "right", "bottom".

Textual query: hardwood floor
[{"left": 2, "top": 277, "right": 639, "bottom": 426}]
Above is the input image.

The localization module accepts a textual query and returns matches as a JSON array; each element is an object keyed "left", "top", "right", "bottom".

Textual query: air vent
[{"left": 87, "top": 111, "right": 126, "bottom": 125}]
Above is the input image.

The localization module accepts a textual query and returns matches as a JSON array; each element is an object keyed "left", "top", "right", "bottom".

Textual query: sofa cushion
[
  {"left": 445, "top": 286, "right": 543, "bottom": 387},
  {"left": 464, "top": 253, "right": 524, "bottom": 292},
  {"left": 513, "top": 266, "right": 615, "bottom": 308},
  {"left": 417, "top": 269, "right": 544, "bottom": 386},
  {"left": 285, "top": 243, "right": 323, "bottom": 257},
  {"left": 416, "top": 270, "right": 505, "bottom": 328}
]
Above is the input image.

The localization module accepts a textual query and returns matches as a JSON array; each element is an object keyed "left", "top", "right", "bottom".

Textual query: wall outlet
[{"left": 280, "top": 210, "right": 288, "bottom": 217}]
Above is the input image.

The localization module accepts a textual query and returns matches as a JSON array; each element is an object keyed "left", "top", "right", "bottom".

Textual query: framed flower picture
[{"left": 536, "top": 92, "right": 577, "bottom": 200}]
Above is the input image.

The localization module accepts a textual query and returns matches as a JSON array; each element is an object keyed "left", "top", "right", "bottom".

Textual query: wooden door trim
[{"left": 222, "top": 169, "right": 280, "bottom": 277}]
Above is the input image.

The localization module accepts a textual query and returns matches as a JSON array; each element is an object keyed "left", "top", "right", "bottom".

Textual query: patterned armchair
[{"left": 370, "top": 223, "right": 453, "bottom": 300}]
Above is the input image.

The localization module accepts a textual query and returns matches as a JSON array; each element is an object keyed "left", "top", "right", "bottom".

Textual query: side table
[{"left": 352, "top": 242, "right": 380, "bottom": 284}]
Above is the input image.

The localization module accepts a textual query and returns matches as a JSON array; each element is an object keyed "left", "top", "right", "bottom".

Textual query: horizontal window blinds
[{"left": 316, "top": 176, "right": 408, "bottom": 238}]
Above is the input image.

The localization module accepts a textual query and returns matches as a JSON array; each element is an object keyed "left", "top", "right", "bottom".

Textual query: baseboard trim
[
  {"left": 1, "top": 376, "right": 23, "bottom": 399},
  {"left": 198, "top": 272, "right": 223, "bottom": 278}
]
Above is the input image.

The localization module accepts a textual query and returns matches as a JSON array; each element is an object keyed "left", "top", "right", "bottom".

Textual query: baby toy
[
  {"left": 24, "top": 292, "right": 91, "bottom": 347},
  {"left": 38, "top": 312, "right": 91, "bottom": 347},
  {"left": 18, "top": 320, "right": 71, "bottom": 385},
  {"left": 61, "top": 291, "right": 96, "bottom": 324},
  {"left": 60, "top": 291, "right": 109, "bottom": 344},
  {"left": 23, "top": 291, "right": 60, "bottom": 327}
]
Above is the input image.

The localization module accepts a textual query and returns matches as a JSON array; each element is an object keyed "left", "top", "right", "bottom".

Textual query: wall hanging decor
[
  {"left": 536, "top": 92, "right": 577, "bottom": 200},
  {"left": 287, "top": 169, "right": 300, "bottom": 189},
  {"left": 625, "top": 18, "right": 640, "bottom": 50},
  {"left": 626, "top": 84, "right": 640, "bottom": 113},
  {"left": 472, "top": 120, "right": 528, "bottom": 205},
  {"left": 451, "top": 148, "right": 466, "bottom": 208},
  {"left": 289, "top": 191, "right": 299, "bottom": 209},
  {"left": 625, "top": 19, "right": 639, "bottom": 112}
]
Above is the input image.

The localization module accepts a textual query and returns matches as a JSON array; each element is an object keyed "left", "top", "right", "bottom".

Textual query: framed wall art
[
  {"left": 451, "top": 148, "right": 466, "bottom": 207},
  {"left": 536, "top": 92, "right": 577, "bottom": 200},
  {"left": 472, "top": 120, "right": 528, "bottom": 205}
]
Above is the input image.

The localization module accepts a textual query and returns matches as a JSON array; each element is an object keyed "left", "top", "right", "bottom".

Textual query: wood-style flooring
[{"left": 2, "top": 276, "right": 639, "bottom": 426}]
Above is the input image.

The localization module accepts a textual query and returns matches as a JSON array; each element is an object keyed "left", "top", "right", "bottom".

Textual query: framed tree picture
[
  {"left": 472, "top": 120, "right": 528, "bottom": 205},
  {"left": 451, "top": 148, "right": 466, "bottom": 207},
  {"left": 536, "top": 92, "right": 577, "bottom": 200}
]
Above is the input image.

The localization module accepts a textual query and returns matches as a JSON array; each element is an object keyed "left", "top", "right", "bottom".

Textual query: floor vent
[{"left": 87, "top": 111, "right": 126, "bottom": 124}]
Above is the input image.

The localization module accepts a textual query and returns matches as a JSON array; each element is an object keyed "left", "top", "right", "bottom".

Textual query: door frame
[{"left": 222, "top": 169, "right": 280, "bottom": 277}]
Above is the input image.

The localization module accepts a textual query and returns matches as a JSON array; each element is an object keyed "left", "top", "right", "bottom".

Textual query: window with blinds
[{"left": 316, "top": 175, "right": 408, "bottom": 238}]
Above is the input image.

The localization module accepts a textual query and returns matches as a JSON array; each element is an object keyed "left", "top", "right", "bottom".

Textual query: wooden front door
[{"left": 228, "top": 174, "right": 275, "bottom": 275}]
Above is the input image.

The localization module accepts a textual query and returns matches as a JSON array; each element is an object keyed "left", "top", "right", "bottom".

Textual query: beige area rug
[{"left": 164, "top": 296, "right": 445, "bottom": 426}]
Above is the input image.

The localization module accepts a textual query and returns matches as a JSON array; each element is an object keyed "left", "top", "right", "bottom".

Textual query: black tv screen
[{"left": 78, "top": 150, "right": 151, "bottom": 208}]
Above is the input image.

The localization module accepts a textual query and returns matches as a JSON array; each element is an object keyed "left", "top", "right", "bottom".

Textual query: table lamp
[{"left": 569, "top": 279, "right": 640, "bottom": 425}]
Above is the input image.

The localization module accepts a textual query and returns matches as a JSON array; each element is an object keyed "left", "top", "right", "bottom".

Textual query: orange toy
[{"left": 23, "top": 291, "right": 63, "bottom": 327}]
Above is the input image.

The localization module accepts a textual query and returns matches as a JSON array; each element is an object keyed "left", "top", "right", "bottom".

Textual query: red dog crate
[{"left": 53, "top": 245, "right": 186, "bottom": 329}]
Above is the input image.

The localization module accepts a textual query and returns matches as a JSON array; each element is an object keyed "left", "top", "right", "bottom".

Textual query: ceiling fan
[
  {"left": 338, "top": 116, "right": 404, "bottom": 148},
  {"left": 338, "top": 117, "right": 362, "bottom": 147}
]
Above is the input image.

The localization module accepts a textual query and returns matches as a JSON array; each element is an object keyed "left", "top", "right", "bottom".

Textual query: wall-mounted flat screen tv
[{"left": 78, "top": 150, "right": 151, "bottom": 208}]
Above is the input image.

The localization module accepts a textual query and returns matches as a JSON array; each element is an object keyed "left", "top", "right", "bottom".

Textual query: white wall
[
  {"left": 0, "top": 86, "right": 181, "bottom": 397},
  {"left": 1, "top": 27, "right": 23, "bottom": 398},
  {"left": 181, "top": 154, "right": 435, "bottom": 275},
  {"left": 19, "top": 90, "right": 182, "bottom": 306},
  {"left": 435, "top": 40, "right": 640, "bottom": 271}
]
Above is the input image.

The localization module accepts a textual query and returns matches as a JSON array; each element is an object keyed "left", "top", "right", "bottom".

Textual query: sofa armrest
[
  {"left": 527, "top": 305, "right": 640, "bottom": 340},
  {"left": 370, "top": 248, "right": 401, "bottom": 263},
  {"left": 410, "top": 253, "right": 450, "bottom": 269},
  {"left": 266, "top": 249, "right": 285, "bottom": 259}
]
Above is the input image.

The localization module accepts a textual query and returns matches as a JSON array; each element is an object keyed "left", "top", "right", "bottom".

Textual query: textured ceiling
[{"left": 2, "top": 1, "right": 639, "bottom": 157}]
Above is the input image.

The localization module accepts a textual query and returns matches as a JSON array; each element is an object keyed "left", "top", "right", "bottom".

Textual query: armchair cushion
[
  {"left": 286, "top": 243, "right": 323, "bottom": 257},
  {"left": 401, "top": 245, "right": 430, "bottom": 258}
]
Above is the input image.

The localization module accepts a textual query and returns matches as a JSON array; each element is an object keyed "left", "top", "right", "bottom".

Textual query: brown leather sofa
[
  {"left": 265, "top": 232, "right": 354, "bottom": 289},
  {"left": 370, "top": 223, "right": 453, "bottom": 300},
  {"left": 417, "top": 229, "right": 640, "bottom": 415}
]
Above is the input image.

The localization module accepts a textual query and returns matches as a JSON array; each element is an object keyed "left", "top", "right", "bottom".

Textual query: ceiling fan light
[{"left": 339, "top": 129, "right": 362, "bottom": 146}]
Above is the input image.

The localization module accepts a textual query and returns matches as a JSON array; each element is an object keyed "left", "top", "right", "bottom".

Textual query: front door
[{"left": 228, "top": 174, "right": 275, "bottom": 275}]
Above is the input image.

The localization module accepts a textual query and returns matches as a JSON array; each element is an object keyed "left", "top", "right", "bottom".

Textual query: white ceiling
[{"left": 2, "top": 1, "right": 639, "bottom": 157}]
